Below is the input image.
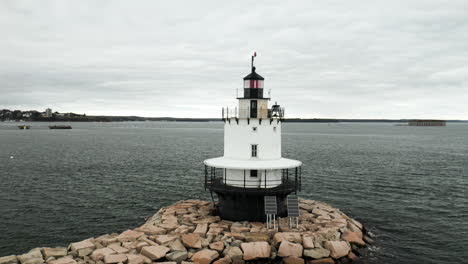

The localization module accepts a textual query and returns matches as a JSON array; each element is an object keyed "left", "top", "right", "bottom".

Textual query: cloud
[{"left": 1, "top": 0, "right": 467, "bottom": 119}]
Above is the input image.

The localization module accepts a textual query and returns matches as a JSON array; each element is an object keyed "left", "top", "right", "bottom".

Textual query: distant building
[
  {"left": 45, "top": 108, "right": 52, "bottom": 117},
  {"left": 408, "top": 120, "right": 446, "bottom": 126}
]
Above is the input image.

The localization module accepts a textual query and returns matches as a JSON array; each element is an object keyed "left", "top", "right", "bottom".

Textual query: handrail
[
  {"left": 222, "top": 107, "right": 285, "bottom": 119},
  {"left": 204, "top": 166, "right": 301, "bottom": 194}
]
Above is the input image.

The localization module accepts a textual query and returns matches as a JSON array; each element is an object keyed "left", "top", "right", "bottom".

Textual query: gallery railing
[
  {"left": 204, "top": 166, "right": 301, "bottom": 194},
  {"left": 222, "top": 107, "right": 285, "bottom": 119}
]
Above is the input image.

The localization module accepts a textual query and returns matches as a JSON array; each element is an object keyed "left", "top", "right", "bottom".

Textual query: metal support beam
[
  {"left": 204, "top": 165, "right": 207, "bottom": 190},
  {"left": 243, "top": 170, "right": 246, "bottom": 188}
]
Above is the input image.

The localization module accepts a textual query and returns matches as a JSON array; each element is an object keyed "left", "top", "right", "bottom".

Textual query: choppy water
[{"left": 0, "top": 121, "right": 467, "bottom": 263}]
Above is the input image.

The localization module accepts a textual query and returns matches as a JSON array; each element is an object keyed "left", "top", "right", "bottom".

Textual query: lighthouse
[{"left": 204, "top": 53, "right": 302, "bottom": 222}]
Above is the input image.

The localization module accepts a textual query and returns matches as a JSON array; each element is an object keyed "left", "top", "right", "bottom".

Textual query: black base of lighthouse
[{"left": 214, "top": 191, "right": 290, "bottom": 222}]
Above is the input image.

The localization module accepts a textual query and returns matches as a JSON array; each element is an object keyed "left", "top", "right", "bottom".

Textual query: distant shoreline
[{"left": 2, "top": 117, "right": 467, "bottom": 123}]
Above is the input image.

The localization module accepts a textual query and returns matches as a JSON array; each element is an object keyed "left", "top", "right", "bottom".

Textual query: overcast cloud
[{"left": 1, "top": 0, "right": 467, "bottom": 119}]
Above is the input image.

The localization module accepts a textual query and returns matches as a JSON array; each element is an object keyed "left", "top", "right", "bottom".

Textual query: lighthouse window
[
  {"left": 251, "top": 144, "right": 258, "bottom": 157},
  {"left": 273, "top": 126, "right": 277, "bottom": 132},
  {"left": 252, "top": 127, "right": 257, "bottom": 132},
  {"left": 250, "top": 170, "right": 258, "bottom": 178}
]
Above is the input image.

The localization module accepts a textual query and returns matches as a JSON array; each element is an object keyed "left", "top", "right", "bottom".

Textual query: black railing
[
  {"left": 222, "top": 107, "right": 285, "bottom": 119},
  {"left": 204, "top": 166, "right": 301, "bottom": 195},
  {"left": 236, "top": 88, "right": 271, "bottom": 99}
]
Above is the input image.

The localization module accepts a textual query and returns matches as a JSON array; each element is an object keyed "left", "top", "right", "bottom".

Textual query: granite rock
[
  {"left": 323, "top": 241, "right": 350, "bottom": 259},
  {"left": 303, "top": 248, "right": 330, "bottom": 259},
  {"left": 191, "top": 249, "right": 219, "bottom": 264},
  {"left": 278, "top": 241, "right": 303, "bottom": 258},
  {"left": 17, "top": 249, "right": 43, "bottom": 264},
  {"left": 182, "top": 234, "right": 202, "bottom": 249},
  {"left": 140, "top": 245, "right": 170, "bottom": 261},
  {"left": 0, "top": 256, "right": 18, "bottom": 264},
  {"left": 42, "top": 248, "right": 67, "bottom": 259},
  {"left": 240, "top": 242, "right": 270, "bottom": 261}
]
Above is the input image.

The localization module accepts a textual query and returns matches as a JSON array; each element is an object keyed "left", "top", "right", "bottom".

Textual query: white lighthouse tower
[{"left": 204, "top": 53, "right": 303, "bottom": 221}]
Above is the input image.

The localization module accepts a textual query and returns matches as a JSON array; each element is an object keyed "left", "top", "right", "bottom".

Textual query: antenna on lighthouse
[{"left": 251, "top": 52, "right": 257, "bottom": 72}]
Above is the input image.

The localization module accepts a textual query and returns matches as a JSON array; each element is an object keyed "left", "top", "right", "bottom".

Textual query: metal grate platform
[
  {"left": 264, "top": 196, "right": 277, "bottom": 229},
  {"left": 287, "top": 195, "right": 299, "bottom": 228},
  {"left": 264, "top": 196, "right": 278, "bottom": 214}
]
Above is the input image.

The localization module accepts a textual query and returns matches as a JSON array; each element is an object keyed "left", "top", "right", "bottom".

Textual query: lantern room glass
[{"left": 244, "top": 80, "right": 264, "bottom": 89}]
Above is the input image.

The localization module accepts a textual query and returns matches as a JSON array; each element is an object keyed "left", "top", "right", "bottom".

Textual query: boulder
[
  {"left": 48, "top": 257, "right": 76, "bottom": 264},
  {"left": 182, "top": 234, "right": 202, "bottom": 249},
  {"left": 0, "top": 256, "right": 18, "bottom": 264},
  {"left": 240, "top": 242, "right": 270, "bottom": 261},
  {"left": 213, "top": 256, "right": 232, "bottom": 264},
  {"left": 283, "top": 256, "right": 305, "bottom": 264},
  {"left": 273, "top": 233, "right": 302, "bottom": 244},
  {"left": 209, "top": 241, "right": 225, "bottom": 252},
  {"left": 299, "top": 203, "right": 315, "bottom": 212},
  {"left": 126, "top": 254, "right": 145, "bottom": 264},
  {"left": 138, "top": 237, "right": 157, "bottom": 246},
  {"left": 311, "top": 208, "right": 328, "bottom": 216},
  {"left": 244, "top": 233, "right": 269, "bottom": 242},
  {"left": 347, "top": 223, "right": 363, "bottom": 238},
  {"left": 140, "top": 245, "right": 170, "bottom": 260},
  {"left": 96, "top": 234, "right": 118, "bottom": 246},
  {"left": 302, "top": 236, "right": 314, "bottom": 249},
  {"left": 42, "top": 248, "right": 67, "bottom": 259},
  {"left": 159, "top": 222, "right": 179, "bottom": 231},
  {"left": 107, "top": 244, "right": 129, "bottom": 254},
  {"left": 139, "top": 225, "right": 166, "bottom": 236},
  {"left": 155, "top": 235, "right": 177, "bottom": 244},
  {"left": 191, "top": 249, "right": 219, "bottom": 264},
  {"left": 193, "top": 224, "right": 208, "bottom": 237},
  {"left": 349, "top": 218, "right": 363, "bottom": 229},
  {"left": 17, "top": 249, "right": 43, "bottom": 264},
  {"left": 206, "top": 227, "right": 223, "bottom": 236},
  {"left": 278, "top": 241, "right": 303, "bottom": 258},
  {"left": 230, "top": 227, "right": 249, "bottom": 233},
  {"left": 307, "top": 257, "right": 335, "bottom": 264},
  {"left": 226, "top": 233, "right": 246, "bottom": 241},
  {"left": 169, "top": 239, "right": 187, "bottom": 252},
  {"left": 136, "top": 242, "right": 149, "bottom": 251},
  {"left": 193, "top": 216, "right": 220, "bottom": 225},
  {"left": 70, "top": 239, "right": 96, "bottom": 257},
  {"left": 316, "top": 228, "right": 340, "bottom": 241},
  {"left": 90, "top": 248, "right": 115, "bottom": 261},
  {"left": 122, "top": 241, "right": 139, "bottom": 250},
  {"left": 224, "top": 247, "right": 243, "bottom": 264},
  {"left": 166, "top": 251, "right": 188, "bottom": 263},
  {"left": 104, "top": 254, "right": 127, "bottom": 264},
  {"left": 230, "top": 240, "right": 242, "bottom": 248},
  {"left": 176, "top": 225, "right": 193, "bottom": 235},
  {"left": 117, "top": 230, "right": 144, "bottom": 242},
  {"left": 323, "top": 241, "right": 350, "bottom": 259},
  {"left": 341, "top": 231, "right": 365, "bottom": 246},
  {"left": 303, "top": 248, "right": 330, "bottom": 259}
]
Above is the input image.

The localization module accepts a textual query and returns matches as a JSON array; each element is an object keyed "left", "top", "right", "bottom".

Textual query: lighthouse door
[{"left": 250, "top": 100, "right": 257, "bottom": 118}]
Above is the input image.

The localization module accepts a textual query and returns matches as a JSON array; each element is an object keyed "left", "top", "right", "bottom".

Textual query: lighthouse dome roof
[{"left": 243, "top": 67, "right": 264, "bottom": 80}]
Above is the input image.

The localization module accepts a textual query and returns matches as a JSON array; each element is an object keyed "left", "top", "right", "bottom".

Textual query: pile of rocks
[{"left": 0, "top": 199, "right": 373, "bottom": 264}]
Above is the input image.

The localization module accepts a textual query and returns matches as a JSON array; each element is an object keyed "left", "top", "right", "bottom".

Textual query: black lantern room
[{"left": 240, "top": 54, "right": 267, "bottom": 99}]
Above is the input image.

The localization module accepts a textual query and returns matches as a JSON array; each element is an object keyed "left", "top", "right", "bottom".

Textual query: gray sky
[{"left": 1, "top": 0, "right": 467, "bottom": 119}]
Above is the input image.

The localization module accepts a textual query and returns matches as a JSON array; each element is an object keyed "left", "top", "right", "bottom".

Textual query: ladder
[
  {"left": 264, "top": 196, "right": 277, "bottom": 229},
  {"left": 287, "top": 195, "right": 300, "bottom": 229}
]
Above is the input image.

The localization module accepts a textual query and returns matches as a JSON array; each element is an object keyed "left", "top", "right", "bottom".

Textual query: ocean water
[{"left": 0, "top": 121, "right": 467, "bottom": 263}]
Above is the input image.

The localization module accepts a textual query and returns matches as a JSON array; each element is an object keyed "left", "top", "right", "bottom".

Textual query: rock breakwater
[{"left": 0, "top": 199, "right": 373, "bottom": 264}]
